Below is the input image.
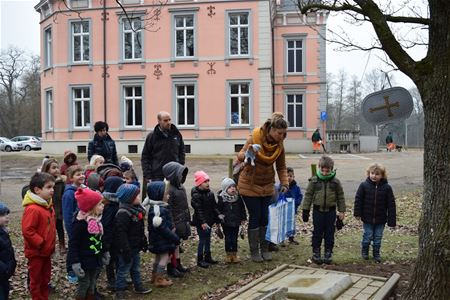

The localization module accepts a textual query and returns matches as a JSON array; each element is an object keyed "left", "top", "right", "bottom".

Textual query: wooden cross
[{"left": 369, "top": 96, "right": 399, "bottom": 117}]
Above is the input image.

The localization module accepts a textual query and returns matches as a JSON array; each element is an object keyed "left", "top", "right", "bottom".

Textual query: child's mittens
[
  {"left": 302, "top": 210, "right": 310, "bottom": 222},
  {"left": 102, "top": 251, "right": 111, "bottom": 266},
  {"left": 72, "top": 263, "right": 85, "bottom": 278}
]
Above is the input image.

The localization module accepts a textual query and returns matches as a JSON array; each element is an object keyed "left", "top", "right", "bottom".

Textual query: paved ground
[{"left": 0, "top": 150, "right": 423, "bottom": 215}]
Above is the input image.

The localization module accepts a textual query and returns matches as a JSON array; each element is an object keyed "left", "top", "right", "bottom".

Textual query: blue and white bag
[{"left": 265, "top": 193, "right": 296, "bottom": 244}]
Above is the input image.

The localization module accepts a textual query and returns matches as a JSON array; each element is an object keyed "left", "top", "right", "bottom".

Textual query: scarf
[
  {"left": 252, "top": 127, "right": 283, "bottom": 165},
  {"left": 220, "top": 191, "right": 239, "bottom": 203},
  {"left": 119, "top": 203, "right": 146, "bottom": 222},
  {"left": 76, "top": 211, "right": 104, "bottom": 235},
  {"left": 316, "top": 169, "right": 336, "bottom": 181}
]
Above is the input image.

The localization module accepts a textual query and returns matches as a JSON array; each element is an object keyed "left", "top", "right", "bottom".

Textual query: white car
[
  {"left": 11, "top": 136, "right": 42, "bottom": 151},
  {"left": 0, "top": 137, "right": 22, "bottom": 152}
]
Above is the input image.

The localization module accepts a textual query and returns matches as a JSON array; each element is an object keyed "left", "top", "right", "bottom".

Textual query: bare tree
[
  {"left": 333, "top": 69, "right": 348, "bottom": 129},
  {"left": 346, "top": 75, "right": 362, "bottom": 130},
  {"left": 298, "top": 1, "right": 448, "bottom": 298}
]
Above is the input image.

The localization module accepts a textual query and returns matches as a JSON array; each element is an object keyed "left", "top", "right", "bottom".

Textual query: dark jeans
[
  {"left": 223, "top": 226, "right": 239, "bottom": 252},
  {"left": 242, "top": 196, "right": 271, "bottom": 229},
  {"left": 77, "top": 268, "right": 100, "bottom": 298},
  {"left": 56, "top": 218, "right": 64, "bottom": 242},
  {"left": 312, "top": 209, "right": 336, "bottom": 250},
  {"left": 362, "top": 223, "right": 385, "bottom": 248},
  {"left": 0, "top": 280, "right": 9, "bottom": 300},
  {"left": 116, "top": 252, "right": 142, "bottom": 291},
  {"left": 196, "top": 226, "right": 211, "bottom": 257}
]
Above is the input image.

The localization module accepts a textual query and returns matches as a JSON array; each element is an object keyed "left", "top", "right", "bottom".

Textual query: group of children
[{"left": 0, "top": 153, "right": 396, "bottom": 300}]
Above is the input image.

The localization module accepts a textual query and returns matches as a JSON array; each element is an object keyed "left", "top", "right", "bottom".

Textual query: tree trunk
[{"left": 405, "top": 73, "right": 450, "bottom": 299}]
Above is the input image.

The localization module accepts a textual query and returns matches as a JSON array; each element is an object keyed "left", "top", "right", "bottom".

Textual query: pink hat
[
  {"left": 194, "top": 170, "right": 210, "bottom": 186},
  {"left": 75, "top": 187, "right": 103, "bottom": 213}
]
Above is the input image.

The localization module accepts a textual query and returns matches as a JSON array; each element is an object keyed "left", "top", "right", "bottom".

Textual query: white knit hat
[
  {"left": 120, "top": 156, "right": 133, "bottom": 167},
  {"left": 221, "top": 177, "right": 236, "bottom": 193}
]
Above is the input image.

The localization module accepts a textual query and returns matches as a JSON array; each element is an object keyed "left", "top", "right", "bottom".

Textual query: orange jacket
[{"left": 22, "top": 191, "right": 56, "bottom": 258}]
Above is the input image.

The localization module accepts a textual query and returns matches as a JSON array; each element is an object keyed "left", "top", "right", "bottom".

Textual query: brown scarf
[{"left": 252, "top": 127, "right": 283, "bottom": 165}]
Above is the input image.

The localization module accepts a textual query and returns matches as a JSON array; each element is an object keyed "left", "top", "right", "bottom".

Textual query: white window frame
[
  {"left": 72, "top": 87, "right": 91, "bottom": 129},
  {"left": 71, "top": 20, "right": 91, "bottom": 63},
  {"left": 229, "top": 82, "right": 251, "bottom": 127},
  {"left": 122, "top": 17, "right": 143, "bottom": 61},
  {"left": 44, "top": 26, "right": 52, "bottom": 69},
  {"left": 225, "top": 10, "right": 252, "bottom": 58},
  {"left": 175, "top": 84, "right": 196, "bottom": 127},
  {"left": 123, "top": 85, "right": 143, "bottom": 128},
  {"left": 285, "top": 93, "right": 304, "bottom": 128},
  {"left": 45, "top": 89, "right": 53, "bottom": 130},
  {"left": 120, "top": 0, "right": 143, "bottom": 5},
  {"left": 174, "top": 14, "right": 195, "bottom": 58},
  {"left": 69, "top": 0, "right": 90, "bottom": 9}
]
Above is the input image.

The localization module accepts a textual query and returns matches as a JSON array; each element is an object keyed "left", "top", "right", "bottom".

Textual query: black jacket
[
  {"left": 141, "top": 124, "right": 185, "bottom": 181},
  {"left": 67, "top": 219, "right": 103, "bottom": 270},
  {"left": 217, "top": 192, "right": 247, "bottom": 227},
  {"left": 162, "top": 162, "right": 191, "bottom": 239},
  {"left": 0, "top": 227, "right": 16, "bottom": 281},
  {"left": 354, "top": 178, "right": 396, "bottom": 226},
  {"left": 88, "top": 134, "right": 118, "bottom": 165},
  {"left": 191, "top": 187, "right": 220, "bottom": 227},
  {"left": 113, "top": 205, "right": 147, "bottom": 257},
  {"left": 147, "top": 201, "right": 180, "bottom": 254},
  {"left": 101, "top": 201, "right": 119, "bottom": 251}
]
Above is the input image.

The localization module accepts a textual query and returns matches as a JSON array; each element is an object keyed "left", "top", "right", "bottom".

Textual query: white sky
[{"left": 0, "top": 0, "right": 426, "bottom": 89}]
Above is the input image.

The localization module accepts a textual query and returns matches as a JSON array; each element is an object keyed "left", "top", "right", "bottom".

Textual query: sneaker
[
  {"left": 67, "top": 274, "right": 78, "bottom": 284},
  {"left": 134, "top": 286, "right": 152, "bottom": 294}
]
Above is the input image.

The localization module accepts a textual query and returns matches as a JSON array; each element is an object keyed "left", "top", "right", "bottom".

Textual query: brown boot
[
  {"left": 232, "top": 252, "right": 240, "bottom": 263},
  {"left": 224, "top": 252, "right": 233, "bottom": 264},
  {"left": 154, "top": 273, "right": 173, "bottom": 287}
]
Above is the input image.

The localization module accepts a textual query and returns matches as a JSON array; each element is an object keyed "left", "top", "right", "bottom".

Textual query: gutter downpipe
[{"left": 103, "top": 0, "right": 107, "bottom": 122}]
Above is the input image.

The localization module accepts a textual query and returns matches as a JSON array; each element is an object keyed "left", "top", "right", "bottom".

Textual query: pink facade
[{"left": 35, "top": 0, "right": 327, "bottom": 155}]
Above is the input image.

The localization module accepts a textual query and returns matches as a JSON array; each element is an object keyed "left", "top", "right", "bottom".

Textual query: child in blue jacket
[{"left": 285, "top": 167, "right": 303, "bottom": 244}]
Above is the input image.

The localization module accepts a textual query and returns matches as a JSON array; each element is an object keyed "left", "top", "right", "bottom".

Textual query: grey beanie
[{"left": 221, "top": 178, "right": 236, "bottom": 193}]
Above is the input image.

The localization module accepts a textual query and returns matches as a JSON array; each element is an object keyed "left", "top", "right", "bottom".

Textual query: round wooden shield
[{"left": 361, "top": 87, "right": 413, "bottom": 125}]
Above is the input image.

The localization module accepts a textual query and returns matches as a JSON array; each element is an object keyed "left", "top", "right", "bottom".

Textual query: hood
[
  {"left": 365, "top": 177, "right": 388, "bottom": 186},
  {"left": 64, "top": 184, "right": 78, "bottom": 193},
  {"left": 162, "top": 161, "right": 188, "bottom": 186},
  {"left": 22, "top": 190, "right": 52, "bottom": 208},
  {"left": 63, "top": 151, "right": 77, "bottom": 165},
  {"left": 102, "top": 191, "right": 120, "bottom": 203}
]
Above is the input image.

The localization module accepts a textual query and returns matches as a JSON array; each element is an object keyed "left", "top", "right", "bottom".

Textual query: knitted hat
[
  {"left": 194, "top": 170, "right": 210, "bottom": 187},
  {"left": 221, "top": 177, "right": 236, "bottom": 193},
  {"left": 63, "top": 150, "right": 77, "bottom": 164},
  {"left": 147, "top": 181, "right": 165, "bottom": 201},
  {"left": 86, "top": 173, "right": 104, "bottom": 192},
  {"left": 116, "top": 183, "right": 140, "bottom": 204},
  {"left": 75, "top": 187, "right": 103, "bottom": 213},
  {"left": 0, "top": 201, "right": 10, "bottom": 216},
  {"left": 103, "top": 176, "right": 125, "bottom": 193}
]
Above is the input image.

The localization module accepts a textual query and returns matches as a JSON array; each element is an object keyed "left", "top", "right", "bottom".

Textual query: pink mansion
[{"left": 35, "top": 0, "right": 328, "bottom": 155}]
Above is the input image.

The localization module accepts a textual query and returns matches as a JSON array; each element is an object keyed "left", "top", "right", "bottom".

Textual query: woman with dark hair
[
  {"left": 237, "top": 112, "right": 289, "bottom": 262},
  {"left": 88, "top": 121, "right": 118, "bottom": 165}
]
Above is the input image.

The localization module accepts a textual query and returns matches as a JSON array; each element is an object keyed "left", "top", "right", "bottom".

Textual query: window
[
  {"left": 287, "top": 39, "right": 303, "bottom": 73},
  {"left": 286, "top": 94, "right": 303, "bottom": 128},
  {"left": 121, "top": 0, "right": 141, "bottom": 4},
  {"left": 72, "top": 21, "right": 90, "bottom": 63},
  {"left": 46, "top": 90, "right": 53, "bottom": 130},
  {"left": 123, "top": 86, "right": 143, "bottom": 127},
  {"left": 44, "top": 27, "right": 52, "bottom": 68},
  {"left": 175, "top": 15, "right": 195, "bottom": 58},
  {"left": 123, "top": 18, "right": 142, "bottom": 60},
  {"left": 176, "top": 84, "right": 195, "bottom": 126},
  {"left": 230, "top": 83, "right": 250, "bottom": 126},
  {"left": 70, "top": 0, "right": 89, "bottom": 8},
  {"left": 41, "top": 3, "right": 51, "bottom": 18},
  {"left": 228, "top": 13, "right": 249, "bottom": 56},
  {"left": 72, "top": 87, "right": 90, "bottom": 128}
]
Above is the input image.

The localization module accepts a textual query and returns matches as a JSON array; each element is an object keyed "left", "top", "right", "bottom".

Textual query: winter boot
[
  {"left": 154, "top": 272, "right": 173, "bottom": 287},
  {"left": 248, "top": 228, "right": 264, "bottom": 262},
  {"left": 361, "top": 244, "right": 369, "bottom": 260},
  {"left": 204, "top": 252, "right": 218, "bottom": 264},
  {"left": 312, "top": 248, "right": 323, "bottom": 265},
  {"left": 134, "top": 285, "right": 152, "bottom": 294},
  {"left": 225, "top": 252, "right": 233, "bottom": 264},
  {"left": 259, "top": 226, "right": 272, "bottom": 261},
  {"left": 197, "top": 255, "right": 209, "bottom": 268},
  {"left": 373, "top": 246, "right": 381, "bottom": 263},
  {"left": 176, "top": 258, "right": 189, "bottom": 273},
  {"left": 167, "top": 263, "right": 183, "bottom": 278},
  {"left": 268, "top": 242, "right": 279, "bottom": 252},
  {"left": 232, "top": 252, "right": 241, "bottom": 263},
  {"left": 323, "top": 249, "right": 333, "bottom": 264}
]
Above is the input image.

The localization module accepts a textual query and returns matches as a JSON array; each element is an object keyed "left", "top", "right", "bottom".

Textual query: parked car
[
  {"left": 0, "top": 137, "right": 23, "bottom": 152},
  {"left": 10, "top": 136, "right": 42, "bottom": 151}
]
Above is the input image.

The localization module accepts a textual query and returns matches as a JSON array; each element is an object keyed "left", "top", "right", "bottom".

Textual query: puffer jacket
[
  {"left": 191, "top": 187, "right": 220, "bottom": 227},
  {"left": 217, "top": 191, "right": 247, "bottom": 227},
  {"left": 88, "top": 134, "right": 118, "bottom": 165},
  {"left": 354, "top": 177, "right": 396, "bottom": 226},
  {"left": 302, "top": 175, "right": 346, "bottom": 213},
  {"left": 141, "top": 124, "right": 185, "bottom": 181},
  {"left": 237, "top": 132, "right": 288, "bottom": 197},
  {"left": 0, "top": 227, "right": 16, "bottom": 281},
  {"left": 21, "top": 191, "right": 56, "bottom": 258},
  {"left": 162, "top": 162, "right": 191, "bottom": 239},
  {"left": 147, "top": 200, "right": 180, "bottom": 254}
]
